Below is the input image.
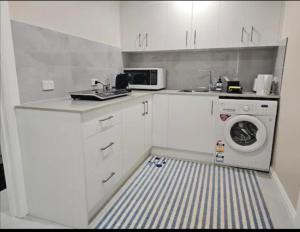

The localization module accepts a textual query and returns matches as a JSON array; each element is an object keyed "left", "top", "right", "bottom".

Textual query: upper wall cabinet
[
  {"left": 120, "top": 1, "right": 169, "bottom": 52},
  {"left": 120, "top": 1, "right": 282, "bottom": 52},
  {"left": 218, "top": 1, "right": 282, "bottom": 48}
]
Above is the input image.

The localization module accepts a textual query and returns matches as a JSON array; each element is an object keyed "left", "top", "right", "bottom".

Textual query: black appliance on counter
[
  {"left": 115, "top": 73, "right": 129, "bottom": 90},
  {"left": 226, "top": 81, "right": 243, "bottom": 94}
]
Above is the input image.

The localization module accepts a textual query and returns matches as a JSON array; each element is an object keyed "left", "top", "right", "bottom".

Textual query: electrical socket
[{"left": 42, "top": 80, "right": 55, "bottom": 91}]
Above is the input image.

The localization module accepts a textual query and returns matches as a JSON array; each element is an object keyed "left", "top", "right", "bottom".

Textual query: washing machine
[{"left": 215, "top": 98, "right": 278, "bottom": 171}]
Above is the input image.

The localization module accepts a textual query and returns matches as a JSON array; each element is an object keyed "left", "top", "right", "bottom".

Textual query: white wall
[
  {"left": 272, "top": 1, "right": 300, "bottom": 209},
  {"left": 8, "top": 1, "right": 121, "bottom": 48}
]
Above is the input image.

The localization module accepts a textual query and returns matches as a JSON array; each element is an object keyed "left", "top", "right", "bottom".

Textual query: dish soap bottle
[{"left": 216, "top": 76, "right": 223, "bottom": 92}]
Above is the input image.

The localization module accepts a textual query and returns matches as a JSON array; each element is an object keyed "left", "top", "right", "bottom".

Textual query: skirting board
[
  {"left": 270, "top": 167, "right": 296, "bottom": 222},
  {"left": 151, "top": 146, "right": 214, "bottom": 164}
]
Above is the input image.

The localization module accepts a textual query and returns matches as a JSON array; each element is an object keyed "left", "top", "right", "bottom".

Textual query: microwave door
[{"left": 129, "top": 71, "right": 151, "bottom": 85}]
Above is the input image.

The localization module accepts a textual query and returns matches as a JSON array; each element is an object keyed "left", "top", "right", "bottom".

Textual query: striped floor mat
[{"left": 96, "top": 156, "right": 273, "bottom": 229}]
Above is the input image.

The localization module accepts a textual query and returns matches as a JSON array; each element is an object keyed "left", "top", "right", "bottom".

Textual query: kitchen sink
[{"left": 178, "top": 87, "right": 209, "bottom": 93}]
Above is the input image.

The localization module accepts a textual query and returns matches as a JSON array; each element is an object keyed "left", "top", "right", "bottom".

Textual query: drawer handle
[
  {"left": 101, "top": 142, "right": 114, "bottom": 151},
  {"left": 99, "top": 115, "right": 114, "bottom": 122},
  {"left": 102, "top": 172, "right": 115, "bottom": 183}
]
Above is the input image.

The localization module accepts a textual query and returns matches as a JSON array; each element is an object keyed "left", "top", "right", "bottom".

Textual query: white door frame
[{"left": 0, "top": 1, "right": 28, "bottom": 217}]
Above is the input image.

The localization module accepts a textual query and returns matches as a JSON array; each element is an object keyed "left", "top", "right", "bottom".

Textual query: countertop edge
[{"left": 15, "top": 90, "right": 280, "bottom": 113}]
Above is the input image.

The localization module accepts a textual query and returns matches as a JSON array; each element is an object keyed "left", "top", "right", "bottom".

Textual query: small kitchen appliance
[
  {"left": 124, "top": 68, "right": 166, "bottom": 90},
  {"left": 226, "top": 81, "right": 243, "bottom": 94},
  {"left": 253, "top": 74, "right": 273, "bottom": 95}
]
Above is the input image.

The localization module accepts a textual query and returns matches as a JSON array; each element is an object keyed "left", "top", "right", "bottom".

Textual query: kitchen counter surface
[{"left": 15, "top": 90, "right": 280, "bottom": 113}]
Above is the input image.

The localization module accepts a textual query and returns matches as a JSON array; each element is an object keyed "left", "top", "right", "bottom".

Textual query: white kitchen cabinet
[
  {"left": 120, "top": 1, "right": 168, "bottom": 51},
  {"left": 192, "top": 1, "right": 220, "bottom": 49},
  {"left": 120, "top": 1, "right": 282, "bottom": 51},
  {"left": 218, "top": 1, "right": 282, "bottom": 48},
  {"left": 167, "top": 95, "right": 217, "bottom": 154},
  {"left": 218, "top": 1, "right": 249, "bottom": 48},
  {"left": 152, "top": 94, "right": 169, "bottom": 147},
  {"left": 15, "top": 95, "right": 153, "bottom": 228},
  {"left": 245, "top": 1, "right": 282, "bottom": 47},
  {"left": 165, "top": 1, "right": 194, "bottom": 50},
  {"left": 120, "top": 2, "right": 145, "bottom": 51},
  {"left": 122, "top": 96, "right": 152, "bottom": 175},
  {"left": 122, "top": 101, "right": 145, "bottom": 174}
]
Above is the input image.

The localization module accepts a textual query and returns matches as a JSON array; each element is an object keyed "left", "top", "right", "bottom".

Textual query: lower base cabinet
[
  {"left": 153, "top": 94, "right": 217, "bottom": 154},
  {"left": 16, "top": 95, "right": 153, "bottom": 228}
]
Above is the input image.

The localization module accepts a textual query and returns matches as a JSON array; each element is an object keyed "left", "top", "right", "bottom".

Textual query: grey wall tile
[
  {"left": 123, "top": 47, "right": 277, "bottom": 91},
  {"left": 11, "top": 20, "right": 123, "bottom": 103}
]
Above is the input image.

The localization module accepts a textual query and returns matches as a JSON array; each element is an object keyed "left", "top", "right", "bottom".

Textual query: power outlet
[{"left": 42, "top": 80, "right": 55, "bottom": 91}]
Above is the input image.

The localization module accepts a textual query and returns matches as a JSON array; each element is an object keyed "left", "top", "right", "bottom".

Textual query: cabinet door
[
  {"left": 152, "top": 94, "right": 169, "bottom": 147},
  {"left": 122, "top": 101, "right": 145, "bottom": 175},
  {"left": 120, "top": 2, "right": 144, "bottom": 51},
  {"left": 193, "top": 1, "right": 220, "bottom": 49},
  {"left": 246, "top": 1, "right": 282, "bottom": 46},
  {"left": 168, "top": 95, "right": 215, "bottom": 154},
  {"left": 165, "top": 1, "right": 194, "bottom": 50},
  {"left": 142, "top": 1, "right": 168, "bottom": 51},
  {"left": 218, "top": 1, "right": 248, "bottom": 48},
  {"left": 144, "top": 98, "right": 153, "bottom": 151}
]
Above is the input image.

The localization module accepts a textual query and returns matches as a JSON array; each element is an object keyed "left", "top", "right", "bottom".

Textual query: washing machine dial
[{"left": 243, "top": 105, "right": 250, "bottom": 112}]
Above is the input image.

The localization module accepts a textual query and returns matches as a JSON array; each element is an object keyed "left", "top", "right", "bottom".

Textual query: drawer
[
  {"left": 83, "top": 112, "right": 121, "bottom": 138},
  {"left": 84, "top": 125, "right": 122, "bottom": 215}
]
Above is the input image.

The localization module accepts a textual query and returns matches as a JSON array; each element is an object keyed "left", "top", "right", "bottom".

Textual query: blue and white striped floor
[{"left": 96, "top": 156, "right": 273, "bottom": 229}]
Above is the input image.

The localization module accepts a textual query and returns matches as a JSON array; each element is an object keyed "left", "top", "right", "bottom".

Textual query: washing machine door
[{"left": 224, "top": 115, "right": 267, "bottom": 153}]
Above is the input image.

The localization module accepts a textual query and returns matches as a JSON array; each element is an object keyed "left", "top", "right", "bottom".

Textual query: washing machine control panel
[{"left": 218, "top": 99, "right": 278, "bottom": 115}]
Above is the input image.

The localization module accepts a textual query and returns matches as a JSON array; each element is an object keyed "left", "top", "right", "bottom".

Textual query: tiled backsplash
[
  {"left": 123, "top": 47, "right": 278, "bottom": 91},
  {"left": 12, "top": 20, "right": 284, "bottom": 103},
  {"left": 11, "top": 20, "right": 123, "bottom": 103}
]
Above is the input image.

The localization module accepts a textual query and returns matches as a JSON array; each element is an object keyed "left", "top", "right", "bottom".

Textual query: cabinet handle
[
  {"left": 138, "top": 33, "right": 141, "bottom": 47},
  {"left": 99, "top": 115, "right": 113, "bottom": 122},
  {"left": 241, "top": 27, "right": 245, "bottom": 43},
  {"left": 250, "top": 26, "right": 254, "bottom": 42},
  {"left": 194, "top": 30, "right": 197, "bottom": 47},
  {"left": 211, "top": 100, "right": 214, "bottom": 115},
  {"left": 142, "top": 101, "right": 146, "bottom": 116},
  {"left": 185, "top": 31, "right": 188, "bottom": 47},
  {"left": 145, "top": 33, "right": 148, "bottom": 47},
  {"left": 102, "top": 172, "right": 115, "bottom": 183},
  {"left": 146, "top": 101, "right": 149, "bottom": 115},
  {"left": 101, "top": 142, "right": 114, "bottom": 151}
]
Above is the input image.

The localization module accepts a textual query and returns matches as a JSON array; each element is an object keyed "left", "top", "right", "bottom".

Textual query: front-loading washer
[{"left": 214, "top": 98, "right": 278, "bottom": 171}]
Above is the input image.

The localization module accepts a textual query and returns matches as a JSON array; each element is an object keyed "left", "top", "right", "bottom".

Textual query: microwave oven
[{"left": 123, "top": 68, "right": 166, "bottom": 90}]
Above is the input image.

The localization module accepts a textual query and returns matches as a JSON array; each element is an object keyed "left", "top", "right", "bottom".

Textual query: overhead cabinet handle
[
  {"left": 102, "top": 172, "right": 115, "bottom": 183},
  {"left": 241, "top": 27, "right": 245, "bottom": 43},
  {"left": 99, "top": 115, "right": 114, "bottom": 122},
  {"left": 194, "top": 30, "right": 197, "bottom": 47},
  {"left": 211, "top": 100, "right": 214, "bottom": 115},
  {"left": 145, "top": 33, "right": 148, "bottom": 47},
  {"left": 250, "top": 26, "right": 254, "bottom": 42},
  {"left": 101, "top": 142, "right": 114, "bottom": 151},
  {"left": 186, "top": 31, "right": 188, "bottom": 47},
  {"left": 138, "top": 33, "right": 142, "bottom": 47}
]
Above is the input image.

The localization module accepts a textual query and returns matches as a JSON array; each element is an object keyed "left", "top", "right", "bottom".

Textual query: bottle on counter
[{"left": 216, "top": 76, "right": 224, "bottom": 92}]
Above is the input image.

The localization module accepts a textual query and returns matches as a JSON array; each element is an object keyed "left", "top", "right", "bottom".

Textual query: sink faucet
[
  {"left": 198, "top": 69, "right": 214, "bottom": 91},
  {"left": 94, "top": 79, "right": 111, "bottom": 92}
]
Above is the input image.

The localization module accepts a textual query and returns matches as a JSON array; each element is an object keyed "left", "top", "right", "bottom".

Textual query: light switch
[{"left": 42, "top": 80, "right": 55, "bottom": 91}]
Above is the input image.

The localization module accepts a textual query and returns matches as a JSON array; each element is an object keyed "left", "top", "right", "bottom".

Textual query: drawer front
[
  {"left": 83, "top": 112, "right": 121, "bottom": 138},
  {"left": 84, "top": 125, "right": 122, "bottom": 215}
]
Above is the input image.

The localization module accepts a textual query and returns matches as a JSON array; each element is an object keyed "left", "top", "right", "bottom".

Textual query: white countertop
[{"left": 15, "top": 90, "right": 280, "bottom": 113}]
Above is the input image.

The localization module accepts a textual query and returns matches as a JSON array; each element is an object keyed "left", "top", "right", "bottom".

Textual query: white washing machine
[{"left": 215, "top": 98, "right": 278, "bottom": 171}]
